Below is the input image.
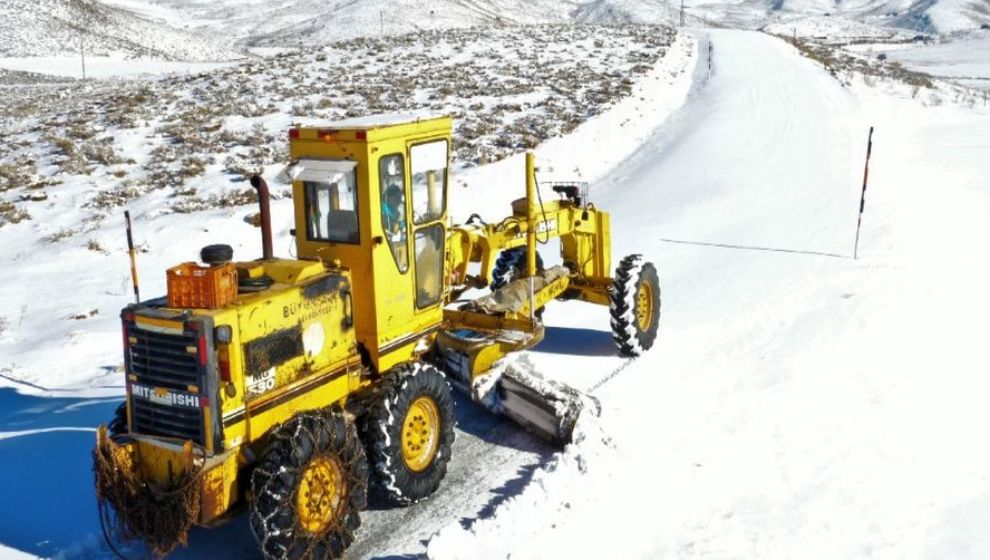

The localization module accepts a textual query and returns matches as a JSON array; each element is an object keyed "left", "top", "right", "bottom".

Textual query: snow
[
  {"left": 2, "top": 0, "right": 984, "bottom": 84},
  {"left": 0, "top": 56, "right": 238, "bottom": 80},
  {"left": 0, "top": 23, "right": 689, "bottom": 559},
  {"left": 3, "top": 10, "right": 990, "bottom": 560},
  {"left": 428, "top": 28, "right": 990, "bottom": 559},
  {"left": 320, "top": 112, "right": 443, "bottom": 129},
  {"left": 876, "top": 34, "right": 990, "bottom": 89},
  {"left": 0, "top": 0, "right": 239, "bottom": 61},
  {"left": 763, "top": 15, "right": 915, "bottom": 41}
]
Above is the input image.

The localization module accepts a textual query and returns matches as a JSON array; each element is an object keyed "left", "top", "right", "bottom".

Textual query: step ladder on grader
[{"left": 93, "top": 114, "right": 660, "bottom": 559}]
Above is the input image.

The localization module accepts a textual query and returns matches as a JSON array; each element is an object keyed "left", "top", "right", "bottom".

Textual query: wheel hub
[
  {"left": 636, "top": 281, "right": 653, "bottom": 331},
  {"left": 296, "top": 455, "right": 346, "bottom": 534},
  {"left": 402, "top": 396, "right": 441, "bottom": 472}
]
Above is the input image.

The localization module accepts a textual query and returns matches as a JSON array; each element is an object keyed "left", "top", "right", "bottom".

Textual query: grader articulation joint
[{"left": 94, "top": 114, "right": 661, "bottom": 559}]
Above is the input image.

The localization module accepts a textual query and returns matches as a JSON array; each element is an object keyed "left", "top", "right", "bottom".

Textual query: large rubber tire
[
  {"left": 250, "top": 408, "right": 368, "bottom": 560},
  {"left": 108, "top": 402, "right": 127, "bottom": 437},
  {"left": 490, "top": 247, "right": 544, "bottom": 291},
  {"left": 363, "top": 362, "right": 455, "bottom": 505},
  {"left": 610, "top": 254, "right": 661, "bottom": 357}
]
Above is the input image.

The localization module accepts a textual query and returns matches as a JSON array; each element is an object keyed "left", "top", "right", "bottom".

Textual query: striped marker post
[{"left": 854, "top": 126, "right": 874, "bottom": 259}]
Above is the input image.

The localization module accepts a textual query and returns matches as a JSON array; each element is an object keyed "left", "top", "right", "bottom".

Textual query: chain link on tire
[
  {"left": 250, "top": 407, "right": 368, "bottom": 560},
  {"left": 362, "top": 362, "right": 455, "bottom": 506},
  {"left": 609, "top": 254, "right": 661, "bottom": 356}
]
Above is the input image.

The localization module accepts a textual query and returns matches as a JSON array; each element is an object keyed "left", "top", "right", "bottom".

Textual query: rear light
[
  {"left": 198, "top": 335, "right": 208, "bottom": 366},
  {"left": 218, "top": 349, "right": 231, "bottom": 383},
  {"left": 289, "top": 128, "right": 300, "bottom": 139},
  {"left": 355, "top": 130, "right": 367, "bottom": 140}
]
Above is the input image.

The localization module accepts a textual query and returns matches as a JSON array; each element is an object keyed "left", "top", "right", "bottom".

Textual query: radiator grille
[
  {"left": 131, "top": 398, "right": 203, "bottom": 443},
  {"left": 126, "top": 323, "right": 205, "bottom": 445},
  {"left": 128, "top": 328, "right": 199, "bottom": 391}
]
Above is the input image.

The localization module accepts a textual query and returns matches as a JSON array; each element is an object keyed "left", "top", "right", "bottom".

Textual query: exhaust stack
[{"left": 249, "top": 175, "right": 274, "bottom": 260}]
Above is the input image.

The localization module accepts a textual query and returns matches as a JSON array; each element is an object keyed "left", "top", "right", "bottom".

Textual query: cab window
[
  {"left": 304, "top": 169, "right": 359, "bottom": 244},
  {"left": 410, "top": 140, "right": 448, "bottom": 225},
  {"left": 379, "top": 154, "right": 408, "bottom": 273},
  {"left": 414, "top": 224, "right": 444, "bottom": 308}
]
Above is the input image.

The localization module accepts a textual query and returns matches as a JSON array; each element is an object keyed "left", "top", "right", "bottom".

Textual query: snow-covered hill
[
  {"left": 0, "top": 0, "right": 984, "bottom": 73},
  {"left": 0, "top": 0, "right": 238, "bottom": 60}
]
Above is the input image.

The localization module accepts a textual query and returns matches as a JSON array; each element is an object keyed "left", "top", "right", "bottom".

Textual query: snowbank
[{"left": 428, "top": 29, "right": 990, "bottom": 559}]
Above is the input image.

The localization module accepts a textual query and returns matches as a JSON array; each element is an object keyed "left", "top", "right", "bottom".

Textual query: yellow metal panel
[
  {"left": 239, "top": 366, "right": 354, "bottom": 442},
  {"left": 198, "top": 450, "right": 240, "bottom": 524}
]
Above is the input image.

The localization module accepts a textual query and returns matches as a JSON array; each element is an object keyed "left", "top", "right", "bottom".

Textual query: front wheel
[
  {"left": 610, "top": 254, "right": 661, "bottom": 356},
  {"left": 250, "top": 407, "right": 368, "bottom": 560},
  {"left": 363, "top": 362, "right": 455, "bottom": 505}
]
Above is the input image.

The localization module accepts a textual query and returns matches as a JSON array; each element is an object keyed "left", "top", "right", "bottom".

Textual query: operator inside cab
[{"left": 380, "top": 157, "right": 409, "bottom": 271}]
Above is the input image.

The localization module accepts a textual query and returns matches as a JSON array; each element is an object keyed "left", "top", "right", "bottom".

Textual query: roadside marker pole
[
  {"left": 125, "top": 211, "right": 141, "bottom": 304},
  {"left": 708, "top": 40, "right": 713, "bottom": 79},
  {"left": 853, "top": 126, "right": 874, "bottom": 259}
]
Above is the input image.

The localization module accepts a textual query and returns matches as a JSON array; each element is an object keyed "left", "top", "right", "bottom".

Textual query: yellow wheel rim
[
  {"left": 402, "top": 396, "right": 441, "bottom": 473},
  {"left": 636, "top": 281, "right": 653, "bottom": 331},
  {"left": 296, "top": 455, "right": 346, "bottom": 535}
]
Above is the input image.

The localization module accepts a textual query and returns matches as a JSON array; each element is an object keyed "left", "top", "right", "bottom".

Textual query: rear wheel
[
  {"left": 610, "top": 254, "right": 661, "bottom": 356},
  {"left": 250, "top": 408, "right": 368, "bottom": 560},
  {"left": 363, "top": 362, "right": 455, "bottom": 505}
]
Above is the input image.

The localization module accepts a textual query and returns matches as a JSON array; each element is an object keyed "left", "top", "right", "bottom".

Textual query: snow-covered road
[{"left": 431, "top": 29, "right": 990, "bottom": 559}]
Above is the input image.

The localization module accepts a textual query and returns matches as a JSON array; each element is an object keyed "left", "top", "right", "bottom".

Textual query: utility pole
[
  {"left": 80, "top": 31, "right": 86, "bottom": 81},
  {"left": 680, "top": 0, "right": 685, "bottom": 27}
]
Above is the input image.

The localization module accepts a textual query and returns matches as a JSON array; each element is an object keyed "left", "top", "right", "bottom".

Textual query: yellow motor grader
[{"left": 94, "top": 114, "right": 660, "bottom": 559}]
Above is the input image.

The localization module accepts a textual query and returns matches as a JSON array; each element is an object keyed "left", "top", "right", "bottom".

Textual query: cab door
[
  {"left": 371, "top": 138, "right": 449, "bottom": 369},
  {"left": 407, "top": 139, "right": 449, "bottom": 314}
]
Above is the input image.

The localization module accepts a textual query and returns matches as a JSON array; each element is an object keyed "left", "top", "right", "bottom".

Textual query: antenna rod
[{"left": 124, "top": 210, "right": 140, "bottom": 304}]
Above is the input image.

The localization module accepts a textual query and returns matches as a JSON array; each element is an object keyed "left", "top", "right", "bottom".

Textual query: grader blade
[
  {"left": 437, "top": 324, "right": 595, "bottom": 446},
  {"left": 493, "top": 364, "right": 592, "bottom": 446}
]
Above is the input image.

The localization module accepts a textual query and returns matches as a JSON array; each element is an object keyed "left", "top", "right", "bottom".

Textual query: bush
[{"left": 0, "top": 201, "right": 31, "bottom": 228}]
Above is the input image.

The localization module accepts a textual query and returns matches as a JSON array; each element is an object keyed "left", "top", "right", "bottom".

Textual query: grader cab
[{"left": 94, "top": 114, "right": 661, "bottom": 559}]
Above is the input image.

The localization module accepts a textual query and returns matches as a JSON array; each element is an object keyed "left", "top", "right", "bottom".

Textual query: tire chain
[{"left": 250, "top": 408, "right": 367, "bottom": 560}]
